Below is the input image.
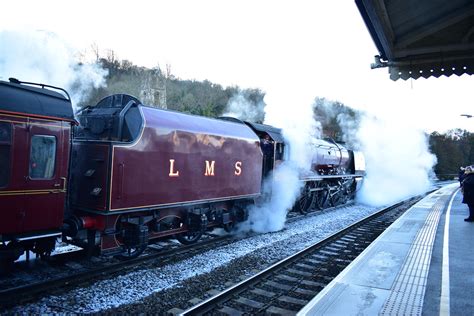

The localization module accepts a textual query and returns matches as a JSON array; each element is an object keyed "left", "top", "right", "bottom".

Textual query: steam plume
[
  {"left": 0, "top": 30, "right": 107, "bottom": 111},
  {"left": 241, "top": 91, "right": 320, "bottom": 233},
  {"left": 223, "top": 90, "right": 265, "bottom": 123},
  {"left": 341, "top": 114, "right": 437, "bottom": 206}
]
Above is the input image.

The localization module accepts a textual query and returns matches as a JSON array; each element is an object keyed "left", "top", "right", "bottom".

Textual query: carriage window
[
  {"left": 29, "top": 135, "right": 56, "bottom": 179},
  {"left": 0, "top": 122, "right": 12, "bottom": 187}
]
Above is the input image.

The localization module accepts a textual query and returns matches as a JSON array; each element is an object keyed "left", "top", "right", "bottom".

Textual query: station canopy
[{"left": 356, "top": 0, "right": 474, "bottom": 80}]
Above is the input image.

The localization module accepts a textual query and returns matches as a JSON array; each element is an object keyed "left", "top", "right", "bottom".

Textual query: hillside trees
[
  {"left": 429, "top": 129, "right": 474, "bottom": 179},
  {"left": 313, "top": 98, "right": 474, "bottom": 179},
  {"left": 82, "top": 56, "right": 265, "bottom": 119},
  {"left": 79, "top": 55, "right": 473, "bottom": 180},
  {"left": 82, "top": 56, "right": 166, "bottom": 109},
  {"left": 313, "top": 97, "right": 360, "bottom": 144}
]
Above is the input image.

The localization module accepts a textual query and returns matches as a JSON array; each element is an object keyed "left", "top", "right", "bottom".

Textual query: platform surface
[{"left": 298, "top": 183, "right": 474, "bottom": 315}]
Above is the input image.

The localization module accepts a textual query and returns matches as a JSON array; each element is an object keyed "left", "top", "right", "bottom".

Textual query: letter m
[{"left": 205, "top": 160, "right": 215, "bottom": 176}]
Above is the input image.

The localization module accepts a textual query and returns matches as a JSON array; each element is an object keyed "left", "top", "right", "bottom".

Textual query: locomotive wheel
[
  {"left": 175, "top": 214, "right": 204, "bottom": 244},
  {"left": 0, "top": 242, "right": 23, "bottom": 274},
  {"left": 340, "top": 190, "right": 349, "bottom": 205},
  {"left": 118, "top": 244, "right": 147, "bottom": 259},
  {"left": 329, "top": 190, "right": 344, "bottom": 207},
  {"left": 34, "top": 237, "right": 56, "bottom": 260},
  {"left": 294, "top": 182, "right": 316, "bottom": 214},
  {"left": 346, "top": 183, "right": 356, "bottom": 201},
  {"left": 4, "top": 241, "right": 23, "bottom": 262},
  {"left": 176, "top": 231, "right": 203, "bottom": 245},
  {"left": 116, "top": 219, "right": 149, "bottom": 259},
  {"left": 223, "top": 221, "right": 236, "bottom": 233},
  {"left": 314, "top": 187, "right": 329, "bottom": 210}
]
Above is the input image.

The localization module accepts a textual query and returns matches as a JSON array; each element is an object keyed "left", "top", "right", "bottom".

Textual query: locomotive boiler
[{"left": 0, "top": 78, "right": 364, "bottom": 267}]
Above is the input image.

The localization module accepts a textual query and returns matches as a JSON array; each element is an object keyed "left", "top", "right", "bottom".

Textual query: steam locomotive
[{"left": 0, "top": 78, "right": 365, "bottom": 266}]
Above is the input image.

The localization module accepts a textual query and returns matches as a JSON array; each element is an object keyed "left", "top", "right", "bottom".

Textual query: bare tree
[
  {"left": 106, "top": 49, "right": 117, "bottom": 64},
  {"left": 90, "top": 42, "right": 100, "bottom": 62},
  {"left": 166, "top": 63, "right": 173, "bottom": 79}
]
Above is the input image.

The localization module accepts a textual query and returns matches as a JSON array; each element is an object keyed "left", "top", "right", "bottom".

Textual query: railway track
[
  {"left": 0, "top": 204, "right": 332, "bottom": 310},
  {"left": 0, "top": 194, "right": 425, "bottom": 312},
  {"left": 0, "top": 232, "right": 239, "bottom": 309},
  {"left": 181, "top": 197, "right": 421, "bottom": 315},
  {"left": 0, "top": 197, "right": 349, "bottom": 307}
]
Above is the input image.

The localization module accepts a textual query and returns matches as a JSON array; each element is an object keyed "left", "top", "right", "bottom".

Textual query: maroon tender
[{"left": 70, "top": 95, "right": 263, "bottom": 213}]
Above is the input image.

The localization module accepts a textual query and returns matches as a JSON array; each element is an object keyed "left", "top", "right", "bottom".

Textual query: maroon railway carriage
[
  {"left": 66, "top": 94, "right": 263, "bottom": 256},
  {"left": 0, "top": 79, "right": 75, "bottom": 262}
]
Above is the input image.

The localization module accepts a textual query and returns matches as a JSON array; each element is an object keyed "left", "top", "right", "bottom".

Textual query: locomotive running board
[
  {"left": 299, "top": 174, "right": 364, "bottom": 182},
  {"left": 16, "top": 232, "right": 62, "bottom": 242}
]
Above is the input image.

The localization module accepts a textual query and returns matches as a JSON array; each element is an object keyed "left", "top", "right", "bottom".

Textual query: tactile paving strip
[{"left": 380, "top": 197, "right": 448, "bottom": 315}]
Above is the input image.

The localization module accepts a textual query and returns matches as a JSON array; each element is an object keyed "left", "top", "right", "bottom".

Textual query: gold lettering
[
  {"left": 169, "top": 159, "right": 179, "bottom": 177},
  {"left": 204, "top": 160, "right": 215, "bottom": 176},
  {"left": 234, "top": 161, "right": 242, "bottom": 176}
]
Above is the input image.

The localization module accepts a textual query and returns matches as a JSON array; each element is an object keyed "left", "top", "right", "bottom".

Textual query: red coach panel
[
  {"left": 109, "top": 107, "right": 263, "bottom": 211},
  {"left": 0, "top": 79, "right": 73, "bottom": 238}
]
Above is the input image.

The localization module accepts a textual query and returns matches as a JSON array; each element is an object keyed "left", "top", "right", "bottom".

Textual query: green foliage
[
  {"left": 313, "top": 97, "right": 360, "bottom": 144},
  {"left": 81, "top": 56, "right": 265, "bottom": 119},
  {"left": 166, "top": 79, "right": 229, "bottom": 117}
]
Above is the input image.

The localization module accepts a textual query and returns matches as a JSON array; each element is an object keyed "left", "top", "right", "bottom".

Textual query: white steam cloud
[
  {"left": 223, "top": 91, "right": 265, "bottom": 123},
  {"left": 0, "top": 30, "right": 107, "bottom": 111},
  {"left": 241, "top": 161, "right": 302, "bottom": 232},
  {"left": 241, "top": 91, "right": 320, "bottom": 233},
  {"left": 265, "top": 93, "right": 321, "bottom": 168},
  {"left": 341, "top": 114, "right": 437, "bottom": 206}
]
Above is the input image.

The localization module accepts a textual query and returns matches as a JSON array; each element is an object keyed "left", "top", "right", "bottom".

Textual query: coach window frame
[
  {"left": 28, "top": 134, "right": 57, "bottom": 180},
  {"left": 0, "top": 121, "right": 12, "bottom": 188}
]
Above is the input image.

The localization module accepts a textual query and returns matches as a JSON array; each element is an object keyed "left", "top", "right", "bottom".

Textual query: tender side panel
[
  {"left": 109, "top": 107, "right": 263, "bottom": 211},
  {"left": 69, "top": 142, "right": 111, "bottom": 211}
]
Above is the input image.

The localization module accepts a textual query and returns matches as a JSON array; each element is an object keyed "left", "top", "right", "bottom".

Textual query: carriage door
[{"left": 23, "top": 120, "right": 66, "bottom": 232}]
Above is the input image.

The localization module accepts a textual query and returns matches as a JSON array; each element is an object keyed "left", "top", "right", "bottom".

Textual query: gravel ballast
[{"left": 7, "top": 203, "right": 379, "bottom": 314}]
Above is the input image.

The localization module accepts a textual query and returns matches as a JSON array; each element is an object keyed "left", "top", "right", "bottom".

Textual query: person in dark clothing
[
  {"left": 461, "top": 166, "right": 474, "bottom": 222},
  {"left": 261, "top": 134, "right": 273, "bottom": 155},
  {"left": 459, "top": 166, "right": 466, "bottom": 187},
  {"left": 260, "top": 134, "right": 274, "bottom": 175}
]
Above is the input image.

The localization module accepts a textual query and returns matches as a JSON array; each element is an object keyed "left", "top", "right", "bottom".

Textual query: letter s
[{"left": 234, "top": 161, "right": 242, "bottom": 176}]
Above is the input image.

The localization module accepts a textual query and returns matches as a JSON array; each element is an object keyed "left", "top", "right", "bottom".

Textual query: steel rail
[
  {"left": 0, "top": 233, "right": 234, "bottom": 309},
  {"left": 180, "top": 196, "right": 422, "bottom": 315}
]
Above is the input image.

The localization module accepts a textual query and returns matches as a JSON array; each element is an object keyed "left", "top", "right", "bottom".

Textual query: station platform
[{"left": 298, "top": 183, "right": 474, "bottom": 315}]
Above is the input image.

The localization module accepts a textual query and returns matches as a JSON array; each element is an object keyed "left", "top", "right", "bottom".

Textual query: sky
[{"left": 1, "top": 0, "right": 473, "bottom": 133}]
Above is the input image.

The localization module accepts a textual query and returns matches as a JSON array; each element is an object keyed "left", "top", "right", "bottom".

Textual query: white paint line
[{"left": 440, "top": 188, "right": 459, "bottom": 316}]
